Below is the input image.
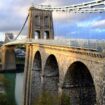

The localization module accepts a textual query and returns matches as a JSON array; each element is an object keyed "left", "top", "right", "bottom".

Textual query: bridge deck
[
  {"left": 3, "top": 39, "right": 105, "bottom": 58},
  {"left": 3, "top": 39, "right": 98, "bottom": 50}
]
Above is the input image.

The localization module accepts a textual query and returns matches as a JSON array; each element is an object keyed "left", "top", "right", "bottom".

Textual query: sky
[{"left": 0, "top": 0, "right": 105, "bottom": 41}]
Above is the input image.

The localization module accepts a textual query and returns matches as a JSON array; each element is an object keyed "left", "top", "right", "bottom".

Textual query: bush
[
  {"left": 0, "top": 75, "right": 10, "bottom": 88},
  {"left": 0, "top": 93, "right": 11, "bottom": 105}
]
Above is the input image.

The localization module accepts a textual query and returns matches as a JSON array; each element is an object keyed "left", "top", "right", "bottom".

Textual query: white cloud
[
  {"left": 76, "top": 16, "right": 103, "bottom": 28},
  {"left": 0, "top": 2, "right": 3, "bottom": 9},
  {"left": 0, "top": 0, "right": 105, "bottom": 40},
  {"left": 41, "top": 0, "right": 60, "bottom": 6},
  {"left": 92, "top": 20, "right": 105, "bottom": 28},
  {"left": 0, "top": 33, "right": 5, "bottom": 41},
  {"left": 53, "top": 12, "right": 75, "bottom": 21},
  {"left": 77, "top": 21, "right": 93, "bottom": 28},
  {"left": 94, "top": 29, "right": 105, "bottom": 33}
]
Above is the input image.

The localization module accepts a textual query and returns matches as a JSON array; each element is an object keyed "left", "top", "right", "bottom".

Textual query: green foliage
[
  {"left": 0, "top": 93, "right": 16, "bottom": 105},
  {"left": 16, "top": 57, "right": 25, "bottom": 64},
  {"left": 0, "top": 75, "right": 11, "bottom": 105},
  {"left": 33, "top": 91, "right": 59, "bottom": 105},
  {"left": 60, "top": 93, "right": 70, "bottom": 105},
  {"left": 0, "top": 74, "right": 16, "bottom": 105},
  {"left": 0, "top": 93, "right": 11, "bottom": 105},
  {"left": 32, "top": 92, "right": 71, "bottom": 105},
  {"left": 0, "top": 75, "right": 10, "bottom": 88}
]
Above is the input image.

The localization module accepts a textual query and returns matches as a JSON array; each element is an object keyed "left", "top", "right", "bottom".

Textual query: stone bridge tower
[{"left": 28, "top": 6, "right": 54, "bottom": 39}]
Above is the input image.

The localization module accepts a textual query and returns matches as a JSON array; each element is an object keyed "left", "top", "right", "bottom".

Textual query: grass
[{"left": 32, "top": 91, "right": 70, "bottom": 105}]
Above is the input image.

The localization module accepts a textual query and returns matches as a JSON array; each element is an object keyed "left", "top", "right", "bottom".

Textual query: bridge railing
[{"left": 4, "top": 38, "right": 105, "bottom": 52}]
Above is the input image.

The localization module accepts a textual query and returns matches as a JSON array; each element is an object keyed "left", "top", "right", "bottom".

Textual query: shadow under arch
[
  {"left": 61, "top": 61, "right": 96, "bottom": 105},
  {"left": 43, "top": 54, "right": 59, "bottom": 96},
  {"left": 31, "top": 51, "right": 42, "bottom": 104}
]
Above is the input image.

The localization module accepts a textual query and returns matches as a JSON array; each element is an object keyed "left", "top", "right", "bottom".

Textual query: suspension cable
[
  {"left": 36, "top": 0, "right": 105, "bottom": 13},
  {"left": 14, "top": 14, "right": 29, "bottom": 40}
]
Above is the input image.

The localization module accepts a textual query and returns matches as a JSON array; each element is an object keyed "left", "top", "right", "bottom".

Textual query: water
[
  {"left": 0, "top": 71, "right": 24, "bottom": 105},
  {"left": 15, "top": 73, "right": 24, "bottom": 105},
  {"left": 0, "top": 73, "right": 16, "bottom": 105}
]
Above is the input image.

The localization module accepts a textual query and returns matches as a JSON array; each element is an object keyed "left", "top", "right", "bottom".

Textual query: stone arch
[
  {"left": 44, "top": 31, "right": 49, "bottom": 39},
  {"left": 34, "top": 31, "right": 40, "bottom": 39},
  {"left": 31, "top": 51, "right": 42, "bottom": 104},
  {"left": 61, "top": 61, "right": 96, "bottom": 105},
  {"left": 43, "top": 54, "right": 59, "bottom": 96}
]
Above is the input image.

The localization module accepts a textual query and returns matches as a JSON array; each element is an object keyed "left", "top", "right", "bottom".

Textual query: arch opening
[
  {"left": 43, "top": 55, "right": 59, "bottom": 96},
  {"left": 44, "top": 31, "right": 49, "bottom": 39},
  {"left": 61, "top": 61, "right": 96, "bottom": 105},
  {"left": 34, "top": 31, "right": 40, "bottom": 39},
  {"left": 31, "top": 51, "right": 42, "bottom": 104}
]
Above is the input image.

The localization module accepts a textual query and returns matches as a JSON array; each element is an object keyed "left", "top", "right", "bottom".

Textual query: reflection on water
[{"left": 15, "top": 73, "right": 24, "bottom": 105}]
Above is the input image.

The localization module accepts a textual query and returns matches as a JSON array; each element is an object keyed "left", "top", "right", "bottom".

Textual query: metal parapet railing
[{"left": 3, "top": 38, "right": 105, "bottom": 52}]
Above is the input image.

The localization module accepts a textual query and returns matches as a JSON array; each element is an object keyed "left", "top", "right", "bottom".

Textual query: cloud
[
  {"left": 41, "top": 0, "right": 60, "bottom": 6},
  {"left": 93, "top": 29, "right": 105, "bottom": 33},
  {"left": 92, "top": 19, "right": 105, "bottom": 28},
  {"left": 76, "top": 15, "right": 105, "bottom": 29},
  {"left": 41, "top": 0, "right": 91, "bottom": 6},
  {"left": 0, "top": 0, "right": 105, "bottom": 40},
  {"left": 76, "top": 18, "right": 105, "bottom": 29}
]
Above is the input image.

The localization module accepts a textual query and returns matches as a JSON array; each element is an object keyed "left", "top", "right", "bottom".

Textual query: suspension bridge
[
  {"left": 4, "top": 0, "right": 105, "bottom": 50},
  {"left": 1, "top": 0, "right": 105, "bottom": 105}
]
